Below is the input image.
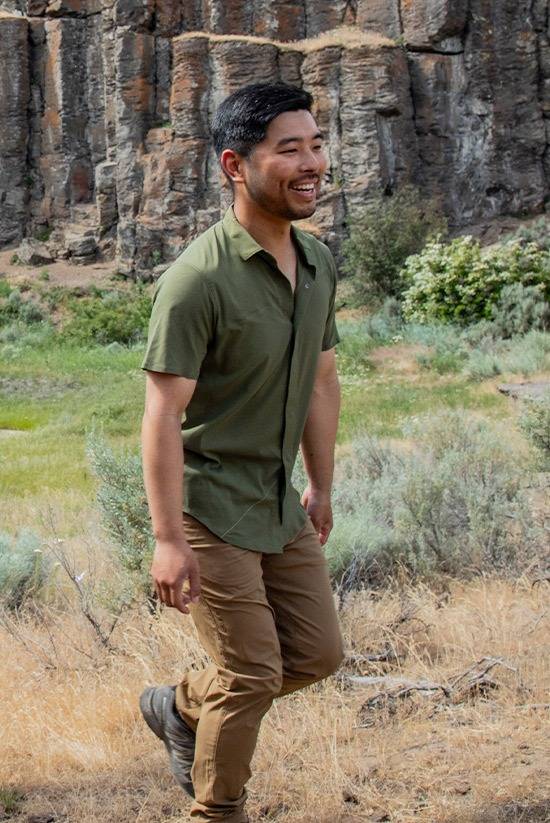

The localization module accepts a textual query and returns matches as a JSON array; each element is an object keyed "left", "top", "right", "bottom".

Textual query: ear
[{"left": 220, "top": 149, "right": 246, "bottom": 184}]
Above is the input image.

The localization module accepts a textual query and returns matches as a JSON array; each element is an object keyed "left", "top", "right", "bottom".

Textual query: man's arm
[
  {"left": 142, "top": 370, "right": 201, "bottom": 614},
  {"left": 300, "top": 347, "right": 341, "bottom": 545}
]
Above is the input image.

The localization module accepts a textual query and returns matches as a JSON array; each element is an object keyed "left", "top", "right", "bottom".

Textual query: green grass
[
  {"left": 0, "top": 318, "right": 543, "bottom": 511},
  {"left": 0, "top": 786, "right": 24, "bottom": 814},
  {"left": 338, "top": 377, "right": 509, "bottom": 441},
  {"left": 0, "top": 342, "right": 145, "bottom": 497}
]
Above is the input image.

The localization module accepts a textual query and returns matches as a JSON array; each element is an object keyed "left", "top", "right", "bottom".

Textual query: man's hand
[
  {"left": 150, "top": 537, "right": 201, "bottom": 615},
  {"left": 301, "top": 486, "right": 333, "bottom": 546}
]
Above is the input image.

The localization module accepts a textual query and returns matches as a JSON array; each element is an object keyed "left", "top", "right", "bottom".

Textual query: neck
[{"left": 233, "top": 198, "right": 293, "bottom": 256}]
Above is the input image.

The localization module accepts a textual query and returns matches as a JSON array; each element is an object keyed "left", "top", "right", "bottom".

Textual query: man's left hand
[{"left": 301, "top": 486, "right": 333, "bottom": 546}]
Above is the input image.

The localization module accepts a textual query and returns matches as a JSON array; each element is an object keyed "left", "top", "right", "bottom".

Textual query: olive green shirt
[{"left": 141, "top": 206, "right": 340, "bottom": 553}]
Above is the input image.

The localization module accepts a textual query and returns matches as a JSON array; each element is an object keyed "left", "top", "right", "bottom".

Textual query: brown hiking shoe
[{"left": 140, "top": 685, "right": 196, "bottom": 797}]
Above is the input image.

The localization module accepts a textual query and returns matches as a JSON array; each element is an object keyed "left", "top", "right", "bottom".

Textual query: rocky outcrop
[{"left": 0, "top": 0, "right": 549, "bottom": 274}]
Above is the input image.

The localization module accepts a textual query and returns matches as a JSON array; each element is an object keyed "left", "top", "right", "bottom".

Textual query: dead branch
[
  {"left": 349, "top": 655, "right": 521, "bottom": 726},
  {"left": 346, "top": 649, "right": 398, "bottom": 666}
]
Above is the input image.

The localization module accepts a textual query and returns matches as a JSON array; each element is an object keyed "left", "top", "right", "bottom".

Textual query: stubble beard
[{"left": 246, "top": 177, "right": 318, "bottom": 222}]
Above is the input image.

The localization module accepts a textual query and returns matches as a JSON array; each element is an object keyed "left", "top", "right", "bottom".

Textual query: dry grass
[
  {"left": 176, "top": 25, "right": 396, "bottom": 53},
  {"left": 1, "top": 575, "right": 548, "bottom": 822}
]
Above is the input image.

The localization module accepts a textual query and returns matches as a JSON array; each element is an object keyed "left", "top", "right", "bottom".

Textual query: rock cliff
[{"left": 0, "top": 0, "right": 548, "bottom": 274}]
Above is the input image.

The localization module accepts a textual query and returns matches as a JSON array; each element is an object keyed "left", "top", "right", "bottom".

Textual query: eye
[{"left": 280, "top": 149, "right": 297, "bottom": 154}]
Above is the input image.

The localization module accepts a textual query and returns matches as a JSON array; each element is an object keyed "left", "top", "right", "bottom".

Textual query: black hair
[{"left": 211, "top": 82, "right": 314, "bottom": 158}]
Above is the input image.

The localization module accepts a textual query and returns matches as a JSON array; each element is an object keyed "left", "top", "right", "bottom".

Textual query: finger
[
  {"left": 172, "top": 587, "right": 190, "bottom": 615},
  {"left": 159, "top": 583, "right": 173, "bottom": 608},
  {"left": 319, "top": 522, "right": 332, "bottom": 545}
]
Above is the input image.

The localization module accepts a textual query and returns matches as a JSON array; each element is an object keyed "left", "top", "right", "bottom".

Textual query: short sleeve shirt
[{"left": 141, "top": 206, "right": 340, "bottom": 553}]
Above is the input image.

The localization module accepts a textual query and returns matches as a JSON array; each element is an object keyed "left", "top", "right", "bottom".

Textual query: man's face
[{"left": 238, "top": 110, "right": 327, "bottom": 221}]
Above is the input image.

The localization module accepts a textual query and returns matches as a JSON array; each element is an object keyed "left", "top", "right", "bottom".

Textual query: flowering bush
[{"left": 402, "top": 236, "right": 550, "bottom": 326}]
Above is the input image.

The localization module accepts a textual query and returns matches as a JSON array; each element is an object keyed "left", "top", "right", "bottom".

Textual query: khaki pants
[{"left": 175, "top": 513, "right": 345, "bottom": 822}]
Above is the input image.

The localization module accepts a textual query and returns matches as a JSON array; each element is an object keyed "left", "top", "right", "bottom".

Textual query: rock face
[{"left": 0, "top": 0, "right": 549, "bottom": 274}]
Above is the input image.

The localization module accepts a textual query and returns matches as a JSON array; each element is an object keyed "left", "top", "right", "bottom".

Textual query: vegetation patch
[
  {"left": 0, "top": 530, "right": 51, "bottom": 611},
  {"left": 325, "top": 411, "right": 538, "bottom": 591},
  {"left": 0, "top": 376, "right": 80, "bottom": 399},
  {"left": 341, "top": 187, "right": 446, "bottom": 305},
  {"left": 402, "top": 236, "right": 550, "bottom": 327}
]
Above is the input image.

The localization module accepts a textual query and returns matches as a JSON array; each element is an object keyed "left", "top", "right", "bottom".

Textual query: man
[{"left": 139, "top": 82, "right": 344, "bottom": 823}]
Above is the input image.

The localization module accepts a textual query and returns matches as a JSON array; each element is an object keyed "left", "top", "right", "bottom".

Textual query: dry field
[{"left": 1, "top": 541, "right": 549, "bottom": 823}]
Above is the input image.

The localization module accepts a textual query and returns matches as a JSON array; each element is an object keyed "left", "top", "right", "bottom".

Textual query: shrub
[
  {"left": 60, "top": 288, "right": 151, "bottom": 346},
  {"left": 0, "top": 288, "right": 44, "bottom": 326},
  {"left": 342, "top": 186, "right": 446, "bottom": 304},
  {"left": 402, "top": 236, "right": 550, "bottom": 326},
  {"left": 86, "top": 434, "right": 154, "bottom": 602},
  {"left": 490, "top": 283, "right": 550, "bottom": 337},
  {"left": 0, "top": 320, "right": 54, "bottom": 352},
  {"left": 325, "top": 412, "right": 535, "bottom": 590},
  {"left": 360, "top": 297, "right": 404, "bottom": 342},
  {"left": 335, "top": 322, "right": 376, "bottom": 378},
  {"left": 506, "top": 217, "right": 550, "bottom": 252},
  {"left": 0, "top": 530, "right": 51, "bottom": 610},
  {"left": 518, "top": 393, "right": 550, "bottom": 469},
  {"left": 463, "top": 330, "right": 550, "bottom": 380}
]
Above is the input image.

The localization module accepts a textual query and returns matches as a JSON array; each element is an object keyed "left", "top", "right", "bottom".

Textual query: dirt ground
[{"left": 0, "top": 249, "right": 122, "bottom": 290}]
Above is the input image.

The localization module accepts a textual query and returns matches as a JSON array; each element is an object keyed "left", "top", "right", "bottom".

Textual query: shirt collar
[{"left": 222, "top": 206, "right": 317, "bottom": 274}]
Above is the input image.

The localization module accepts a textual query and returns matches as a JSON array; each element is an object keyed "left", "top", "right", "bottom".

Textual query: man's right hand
[{"left": 150, "top": 537, "right": 201, "bottom": 615}]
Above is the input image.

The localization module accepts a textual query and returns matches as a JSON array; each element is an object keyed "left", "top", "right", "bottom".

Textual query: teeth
[{"left": 292, "top": 185, "right": 315, "bottom": 191}]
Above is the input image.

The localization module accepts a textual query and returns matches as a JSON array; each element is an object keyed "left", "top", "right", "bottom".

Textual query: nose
[{"left": 299, "top": 147, "right": 325, "bottom": 175}]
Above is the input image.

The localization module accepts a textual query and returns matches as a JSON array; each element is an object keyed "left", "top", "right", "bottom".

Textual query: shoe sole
[{"left": 140, "top": 686, "right": 195, "bottom": 798}]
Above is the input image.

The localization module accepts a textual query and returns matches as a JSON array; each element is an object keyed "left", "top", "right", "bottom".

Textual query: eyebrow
[{"left": 275, "top": 131, "right": 324, "bottom": 147}]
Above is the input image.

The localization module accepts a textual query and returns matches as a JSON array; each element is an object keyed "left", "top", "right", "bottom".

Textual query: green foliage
[
  {"left": 325, "top": 412, "right": 535, "bottom": 590},
  {"left": 490, "top": 283, "right": 549, "bottom": 337},
  {"left": 0, "top": 530, "right": 51, "bottom": 610},
  {"left": 463, "top": 331, "right": 550, "bottom": 380},
  {"left": 0, "top": 288, "right": 45, "bottom": 326},
  {"left": 34, "top": 225, "right": 52, "bottom": 242},
  {"left": 0, "top": 787, "right": 24, "bottom": 814},
  {"left": 359, "top": 297, "right": 404, "bottom": 342},
  {"left": 0, "top": 278, "right": 11, "bottom": 298},
  {"left": 150, "top": 249, "right": 163, "bottom": 267},
  {"left": 342, "top": 186, "right": 447, "bottom": 304},
  {"left": 335, "top": 322, "right": 376, "bottom": 378},
  {"left": 86, "top": 434, "right": 154, "bottom": 600},
  {"left": 505, "top": 217, "right": 550, "bottom": 251},
  {"left": 60, "top": 288, "right": 151, "bottom": 346},
  {"left": 38, "top": 269, "right": 50, "bottom": 282},
  {"left": 417, "top": 348, "right": 467, "bottom": 374},
  {"left": 519, "top": 393, "right": 550, "bottom": 469},
  {"left": 402, "top": 236, "right": 550, "bottom": 326}
]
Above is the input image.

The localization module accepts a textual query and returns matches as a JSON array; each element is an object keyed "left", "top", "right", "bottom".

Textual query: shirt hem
[{"left": 182, "top": 506, "right": 307, "bottom": 553}]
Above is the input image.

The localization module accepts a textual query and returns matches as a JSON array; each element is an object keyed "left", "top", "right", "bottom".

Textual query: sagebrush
[
  {"left": 86, "top": 434, "right": 154, "bottom": 603},
  {"left": 0, "top": 530, "right": 51, "bottom": 610},
  {"left": 324, "top": 412, "right": 537, "bottom": 590}
]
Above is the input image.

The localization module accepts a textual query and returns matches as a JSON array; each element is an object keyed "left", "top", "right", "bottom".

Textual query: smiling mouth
[{"left": 289, "top": 181, "right": 318, "bottom": 196}]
